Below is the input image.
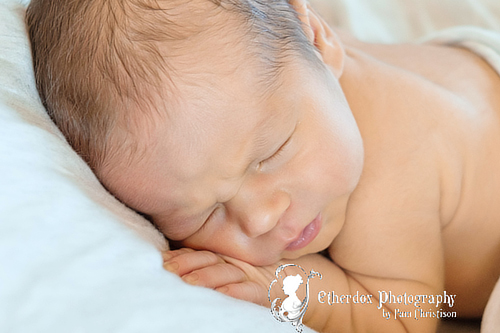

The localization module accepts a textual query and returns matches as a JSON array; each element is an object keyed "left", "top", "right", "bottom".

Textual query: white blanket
[{"left": 422, "top": 26, "right": 500, "bottom": 75}]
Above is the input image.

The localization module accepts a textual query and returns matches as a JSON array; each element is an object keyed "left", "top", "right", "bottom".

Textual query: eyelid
[
  {"left": 261, "top": 132, "right": 294, "bottom": 164},
  {"left": 204, "top": 204, "right": 221, "bottom": 224}
]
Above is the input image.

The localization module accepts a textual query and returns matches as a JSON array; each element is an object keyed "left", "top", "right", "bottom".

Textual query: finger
[
  {"left": 162, "top": 248, "right": 195, "bottom": 274},
  {"left": 219, "top": 254, "right": 276, "bottom": 287},
  {"left": 182, "top": 262, "right": 247, "bottom": 289},
  {"left": 216, "top": 281, "right": 269, "bottom": 307},
  {"left": 163, "top": 250, "right": 225, "bottom": 276},
  {"left": 161, "top": 248, "right": 194, "bottom": 262}
]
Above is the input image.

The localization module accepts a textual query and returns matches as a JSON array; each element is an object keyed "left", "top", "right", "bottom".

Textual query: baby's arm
[
  {"left": 164, "top": 234, "right": 441, "bottom": 333},
  {"left": 281, "top": 251, "right": 441, "bottom": 333}
]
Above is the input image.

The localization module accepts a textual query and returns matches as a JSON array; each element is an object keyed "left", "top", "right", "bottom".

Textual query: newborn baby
[{"left": 26, "top": 0, "right": 500, "bottom": 331}]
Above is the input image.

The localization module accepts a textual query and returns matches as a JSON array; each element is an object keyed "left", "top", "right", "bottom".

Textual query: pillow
[{"left": 0, "top": 1, "right": 310, "bottom": 332}]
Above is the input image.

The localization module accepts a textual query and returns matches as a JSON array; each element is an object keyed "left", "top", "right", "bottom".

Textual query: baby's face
[{"left": 102, "top": 57, "right": 363, "bottom": 266}]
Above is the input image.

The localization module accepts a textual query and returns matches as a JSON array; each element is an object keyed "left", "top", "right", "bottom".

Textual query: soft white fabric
[
  {"left": 2, "top": 0, "right": 500, "bottom": 332},
  {"left": 421, "top": 26, "right": 500, "bottom": 74},
  {"left": 311, "top": 0, "right": 500, "bottom": 43}
]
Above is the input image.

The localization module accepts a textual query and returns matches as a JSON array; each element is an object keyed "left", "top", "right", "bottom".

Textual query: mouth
[{"left": 285, "top": 214, "right": 322, "bottom": 251}]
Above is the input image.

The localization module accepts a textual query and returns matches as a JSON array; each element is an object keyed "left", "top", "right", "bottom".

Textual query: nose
[{"left": 226, "top": 185, "right": 291, "bottom": 238}]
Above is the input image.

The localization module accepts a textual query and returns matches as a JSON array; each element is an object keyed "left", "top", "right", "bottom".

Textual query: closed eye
[
  {"left": 260, "top": 133, "right": 293, "bottom": 166},
  {"left": 203, "top": 204, "right": 222, "bottom": 224}
]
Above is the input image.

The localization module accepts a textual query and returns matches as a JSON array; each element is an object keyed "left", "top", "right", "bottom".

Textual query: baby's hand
[{"left": 162, "top": 248, "right": 277, "bottom": 306}]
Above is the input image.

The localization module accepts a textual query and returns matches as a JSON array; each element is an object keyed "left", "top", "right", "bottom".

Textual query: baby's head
[{"left": 27, "top": 0, "right": 364, "bottom": 266}]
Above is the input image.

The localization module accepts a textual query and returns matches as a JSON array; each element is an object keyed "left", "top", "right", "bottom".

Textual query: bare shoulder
[
  {"left": 328, "top": 134, "right": 443, "bottom": 279},
  {"left": 347, "top": 38, "right": 500, "bottom": 110}
]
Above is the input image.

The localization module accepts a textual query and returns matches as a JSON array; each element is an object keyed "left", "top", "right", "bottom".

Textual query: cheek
[
  {"left": 323, "top": 110, "right": 364, "bottom": 192},
  {"left": 286, "top": 142, "right": 340, "bottom": 201},
  {"left": 303, "top": 125, "right": 363, "bottom": 196},
  {"left": 180, "top": 220, "right": 239, "bottom": 253},
  {"left": 332, "top": 137, "right": 364, "bottom": 192},
  {"left": 181, "top": 227, "right": 277, "bottom": 265}
]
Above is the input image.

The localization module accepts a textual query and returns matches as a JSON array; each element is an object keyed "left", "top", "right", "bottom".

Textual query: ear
[{"left": 289, "top": 0, "right": 345, "bottom": 78}]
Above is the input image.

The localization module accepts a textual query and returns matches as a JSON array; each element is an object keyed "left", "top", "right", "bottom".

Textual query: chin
[
  {"left": 282, "top": 241, "right": 331, "bottom": 262},
  {"left": 232, "top": 250, "right": 281, "bottom": 267},
  {"left": 246, "top": 256, "right": 280, "bottom": 267}
]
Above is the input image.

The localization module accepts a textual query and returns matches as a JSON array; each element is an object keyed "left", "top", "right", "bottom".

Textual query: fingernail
[
  {"left": 163, "top": 261, "right": 179, "bottom": 273},
  {"left": 162, "top": 251, "right": 173, "bottom": 261},
  {"left": 182, "top": 273, "right": 199, "bottom": 285},
  {"left": 216, "top": 286, "right": 229, "bottom": 294}
]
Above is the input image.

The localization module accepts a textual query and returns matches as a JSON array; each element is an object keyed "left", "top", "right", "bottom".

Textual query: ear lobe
[{"left": 289, "top": 0, "right": 345, "bottom": 78}]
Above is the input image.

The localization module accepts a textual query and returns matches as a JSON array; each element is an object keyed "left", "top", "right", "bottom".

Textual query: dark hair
[{"left": 26, "top": 0, "right": 321, "bottom": 172}]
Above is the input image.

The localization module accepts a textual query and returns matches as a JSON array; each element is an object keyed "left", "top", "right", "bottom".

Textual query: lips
[{"left": 285, "top": 214, "right": 322, "bottom": 251}]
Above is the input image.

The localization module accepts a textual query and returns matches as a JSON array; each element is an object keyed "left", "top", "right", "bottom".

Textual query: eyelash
[
  {"left": 262, "top": 135, "right": 292, "bottom": 164},
  {"left": 204, "top": 204, "right": 221, "bottom": 224}
]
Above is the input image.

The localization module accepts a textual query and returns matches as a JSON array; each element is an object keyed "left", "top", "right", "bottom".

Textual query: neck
[{"left": 338, "top": 45, "right": 396, "bottom": 131}]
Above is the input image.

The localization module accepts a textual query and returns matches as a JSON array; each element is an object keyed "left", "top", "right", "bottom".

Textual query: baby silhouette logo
[{"left": 268, "top": 264, "right": 322, "bottom": 332}]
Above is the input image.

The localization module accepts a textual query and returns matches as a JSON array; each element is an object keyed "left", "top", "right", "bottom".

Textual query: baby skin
[{"left": 101, "top": 1, "right": 500, "bottom": 332}]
